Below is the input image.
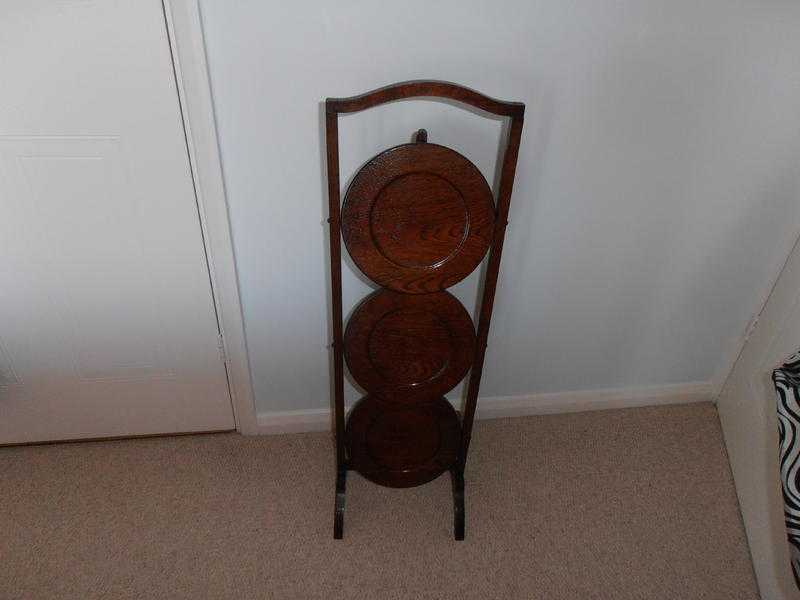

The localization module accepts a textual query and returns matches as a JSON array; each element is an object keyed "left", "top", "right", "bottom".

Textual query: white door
[
  {"left": 718, "top": 234, "right": 800, "bottom": 600},
  {"left": 0, "top": 1, "right": 235, "bottom": 444}
]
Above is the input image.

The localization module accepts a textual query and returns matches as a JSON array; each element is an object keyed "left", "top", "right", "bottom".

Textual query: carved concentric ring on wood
[
  {"left": 344, "top": 289, "right": 476, "bottom": 402},
  {"left": 346, "top": 396, "right": 460, "bottom": 488},
  {"left": 341, "top": 143, "right": 495, "bottom": 294}
]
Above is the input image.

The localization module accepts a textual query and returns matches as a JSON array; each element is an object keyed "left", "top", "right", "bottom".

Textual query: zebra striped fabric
[{"left": 773, "top": 351, "right": 800, "bottom": 588}]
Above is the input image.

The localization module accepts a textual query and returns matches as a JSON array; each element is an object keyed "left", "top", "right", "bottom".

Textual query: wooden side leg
[
  {"left": 451, "top": 467, "right": 465, "bottom": 541},
  {"left": 333, "top": 464, "right": 347, "bottom": 539}
]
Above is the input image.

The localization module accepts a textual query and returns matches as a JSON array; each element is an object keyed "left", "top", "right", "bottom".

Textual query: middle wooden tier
[{"left": 344, "top": 289, "right": 477, "bottom": 403}]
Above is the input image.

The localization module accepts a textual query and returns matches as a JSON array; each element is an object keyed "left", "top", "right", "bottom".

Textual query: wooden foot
[
  {"left": 333, "top": 464, "right": 347, "bottom": 539},
  {"left": 451, "top": 468, "right": 465, "bottom": 540}
]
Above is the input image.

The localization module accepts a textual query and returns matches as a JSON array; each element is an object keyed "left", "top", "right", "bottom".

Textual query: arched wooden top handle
[{"left": 326, "top": 80, "right": 524, "bottom": 118}]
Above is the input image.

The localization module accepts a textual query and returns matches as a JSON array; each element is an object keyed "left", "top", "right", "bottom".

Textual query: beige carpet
[{"left": 1, "top": 403, "right": 758, "bottom": 600}]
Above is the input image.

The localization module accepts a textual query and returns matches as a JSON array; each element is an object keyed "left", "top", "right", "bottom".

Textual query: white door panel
[{"left": 0, "top": 1, "right": 235, "bottom": 443}]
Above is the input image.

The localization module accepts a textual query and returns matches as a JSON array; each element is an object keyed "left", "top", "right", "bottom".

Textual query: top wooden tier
[{"left": 341, "top": 141, "right": 495, "bottom": 293}]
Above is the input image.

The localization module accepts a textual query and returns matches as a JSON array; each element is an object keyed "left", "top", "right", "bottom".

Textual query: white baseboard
[
  {"left": 472, "top": 381, "right": 713, "bottom": 420},
  {"left": 251, "top": 381, "right": 714, "bottom": 435},
  {"left": 254, "top": 408, "right": 332, "bottom": 435}
]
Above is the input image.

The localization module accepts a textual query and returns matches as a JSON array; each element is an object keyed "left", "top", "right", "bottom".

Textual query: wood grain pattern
[
  {"left": 341, "top": 143, "right": 494, "bottom": 293},
  {"left": 346, "top": 396, "right": 461, "bottom": 488},
  {"left": 325, "top": 111, "right": 347, "bottom": 471},
  {"left": 327, "top": 80, "right": 525, "bottom": 118},
  {"left": 344, "top": 289, "right": 476, "bottom": 402},
  {"left": 325, "top": 80, "right": 524, "bottom": 539}
]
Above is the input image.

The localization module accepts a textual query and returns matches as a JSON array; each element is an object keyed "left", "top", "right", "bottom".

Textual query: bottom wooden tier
[
  {"left": 346, "top": 395, "right": 460, "bottom": 488},
  {"left": 334, "top": 396, "right": 466, "bottom": 540}
]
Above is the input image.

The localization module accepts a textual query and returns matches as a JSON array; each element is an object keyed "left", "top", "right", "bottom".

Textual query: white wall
[{"left": 198, "top": 0, "right": 800, "bottom": 414}]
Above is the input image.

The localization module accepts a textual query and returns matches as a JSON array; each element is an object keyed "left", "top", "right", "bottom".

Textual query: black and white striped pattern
[{"left": 773, "top": 351, "right": 800, "bottom": 588}]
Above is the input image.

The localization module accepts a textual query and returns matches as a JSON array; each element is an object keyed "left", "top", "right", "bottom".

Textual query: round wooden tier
[
  {"left": 344, "top": 289, "right": 476, "bottom": 402},
  {"left": 346, "top": 396, "right": 461, "bottom": 488},
  {"left": 341, "top": 143, "right": 495, "bottom": 294}
]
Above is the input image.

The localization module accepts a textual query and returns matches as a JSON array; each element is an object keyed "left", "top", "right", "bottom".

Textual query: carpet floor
[{"left": 1, "top": 402, "right": 758, "bottom": 599}]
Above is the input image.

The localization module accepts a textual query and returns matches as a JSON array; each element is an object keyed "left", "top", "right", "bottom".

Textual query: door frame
[{"left": 162, "top": 0, "right": 258, "bottom": 434}]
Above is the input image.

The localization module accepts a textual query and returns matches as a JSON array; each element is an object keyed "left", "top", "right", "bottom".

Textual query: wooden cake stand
[{"left": 325, "top": 81, "right": 524, "bottom": 540}]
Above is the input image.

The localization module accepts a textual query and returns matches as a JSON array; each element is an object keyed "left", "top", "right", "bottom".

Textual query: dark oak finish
[
  {"left": 325, "top": 80, "right": 524, "bottom": 540},
  {"left": 346, "top": 396, "right": 461, "bottom": 488},
  {"left": 450, "top": 468, "right": 465, "bottom": 541},
  {"left": 325, "top": 112, "right": 347, "bottom": 475},
  {"left": 333, "top": 464, "right": 347, "bottom": 540},
  {"left": 327, "top": 80, "right": 524, "bottom": 118},
  {"left": 344, "top": 289, "right": 476, "bottom": 402},
  {"left": 342, "top": 143, "right": 494, "bottom": 293}
]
